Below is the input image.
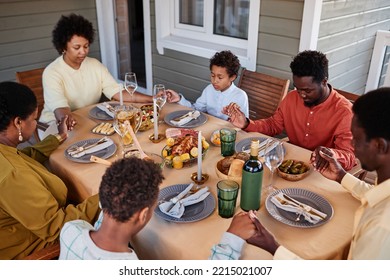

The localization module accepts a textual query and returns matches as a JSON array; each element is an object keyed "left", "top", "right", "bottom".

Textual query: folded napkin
[
  {"left": 170, "top": 110, "right": 200, "bottom": 126},
  {"left": 271, "top": 193, "right": 327, "bottom": 224},
  {"left": 68, "top": 138, "right": 114, "bottom": 158},
  {"left": 96, "top": 102, "right": 115, "bottom": 118},
  {"left": 159, "top": 184, "right": 210, "bottom": 218}
]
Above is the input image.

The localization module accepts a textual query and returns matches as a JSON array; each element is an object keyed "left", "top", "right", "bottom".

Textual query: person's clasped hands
[
  {"left": 222, "top": 102, "right": 248, "bottom": 129},
  {"left": 228, "top": 211, "right": 280, "bottom": 255},
  {"left": 310, "top": 146, "right": 347, "bottom": 183}
]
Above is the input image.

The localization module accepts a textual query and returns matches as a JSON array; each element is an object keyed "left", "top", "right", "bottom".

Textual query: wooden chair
[
  {"left": 237, "top": 68, "right": 290, "bottom": 120},
  {"left": 335, "top": 88, "right": 369, "bottom": 181},
  {"left": 16, "top": 68, "right": 47, "bottom": 141},
  {"left": 23, "top": 243, "right": 60, "bottom": 260}
]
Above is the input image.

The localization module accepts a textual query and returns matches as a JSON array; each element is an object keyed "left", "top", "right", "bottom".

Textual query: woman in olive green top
[{"left": 0, "top": 82, "right": 100, "bottom": 259}]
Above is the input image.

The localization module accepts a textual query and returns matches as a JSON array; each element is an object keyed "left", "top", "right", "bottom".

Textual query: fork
[{"left": 68, "top": 137, "right": 108, "bottom": 155}]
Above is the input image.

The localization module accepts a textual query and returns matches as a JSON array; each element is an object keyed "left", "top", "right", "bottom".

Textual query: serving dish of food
[
  {"left": 138, "top": 104, "right": 159, "bottom": 131},
  {"left": 161, "top": 130, "right": 209, "bottom": 169},
  {"left": 277, "top": 159, "right": 311, "bottom": 181}
]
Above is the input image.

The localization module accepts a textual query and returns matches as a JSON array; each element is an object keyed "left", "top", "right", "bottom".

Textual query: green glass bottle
[{"left": 240, "top": 139, "right": 263, "bottom": 211}]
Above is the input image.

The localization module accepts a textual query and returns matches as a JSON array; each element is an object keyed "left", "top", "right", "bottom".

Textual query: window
[{"left": 155, "top": 0, "right": 260, "bottom": 70}]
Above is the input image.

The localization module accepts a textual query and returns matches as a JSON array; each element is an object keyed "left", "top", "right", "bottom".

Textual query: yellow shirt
[
  {"left": 40, "top": 56, "right": 119, "bottom": 123},
  {"left": 0, "top": 135, "right": 99, "bottom": 259},
  {"left": 274, "top": 174, "right": 390, "bottom": 260}
]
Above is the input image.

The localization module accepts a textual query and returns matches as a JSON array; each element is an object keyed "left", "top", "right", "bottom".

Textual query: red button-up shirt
[{"left": 245, "top": 87, "right": 355, "bottom": 170}]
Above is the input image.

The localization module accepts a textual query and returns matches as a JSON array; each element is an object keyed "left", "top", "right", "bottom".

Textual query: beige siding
[
  {"left": 0, "top": 0, "right": 99, "bottom": 82},
  {"left": 318, "top": 0, "right": 390, "bottom": 94}
]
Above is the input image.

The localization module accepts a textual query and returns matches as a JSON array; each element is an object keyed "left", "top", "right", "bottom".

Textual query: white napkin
[
  {"left": 170, "top": 111, "right": 201, "bottom": 126},
  {"left": 271, "top": 193, "right": 327, "bottom": 224},
  {"left": 69, "top": 138, "right": 114, "bottom": 158},
  {"left": 159, "top": 184, "right": 210, "bottom": 218},
  {"left": 96, "top": 102, "right": 115, "bottom": 118}
]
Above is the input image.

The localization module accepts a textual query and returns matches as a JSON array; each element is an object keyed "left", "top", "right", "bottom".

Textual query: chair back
[
  {"left": 335, "top": 88, "right": 361, "bottom": 103},
  {"left": 16, "top": 68, "right": 46, "bottom": 141},
  {"left": 238, "top": 69, "right": 290, "bottom": 119},
  {"left": 23, "top": 243, "right": 60, "bottom": 260},
  {"left": 16, "top": 68, "right": 45, "bottom": 117}
]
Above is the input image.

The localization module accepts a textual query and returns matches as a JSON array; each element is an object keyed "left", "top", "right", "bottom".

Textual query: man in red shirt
[{"left": 223, "top": 50, "right": 355, "bottom": 170}]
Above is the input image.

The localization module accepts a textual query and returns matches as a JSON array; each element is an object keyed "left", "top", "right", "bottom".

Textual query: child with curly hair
[
  {"left": 166, "top": 50, "right": 249, "bottom": 120},
  {"left": 59, "top": 157, "right": 164, "bottom": 259}
]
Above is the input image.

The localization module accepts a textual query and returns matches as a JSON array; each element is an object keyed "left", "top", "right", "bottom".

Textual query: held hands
[
  {"left": 166, "top": 89, "right": 180, "bottom": 103},
  {"left": 227, "top": 211, "right": 279, "bottom": 256},
  {"left": 57, "top": 115, "right": 69, "bottom": 141},
  {"left": 246, "top": 210, "right": 280, "bottom": 255},
  {"left": 222, "top": 102, "right": 248, "bottom": 129},
  {"left": 226, "top": 212, "right": 257, "bottom": 240},
  {"left": 310, "top": 147, "right": 346, "bottom": 183}
]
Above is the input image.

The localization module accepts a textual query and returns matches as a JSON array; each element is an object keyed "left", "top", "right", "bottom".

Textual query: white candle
[
  {"left": 197, "top": 131, "right": 202, "bottom": 181},
  {"left": 153, "top": 99, "right": 158, "bottom": 140},
  {"left": 119, "top": 83, "right": 123, "bottom": 106}
]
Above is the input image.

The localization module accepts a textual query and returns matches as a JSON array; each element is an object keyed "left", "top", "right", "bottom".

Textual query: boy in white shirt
[
  {"left": 166, "top": 50, "right": 249, "bottom": 120},
  {"left": 59, "top": 157, "right": 164, "bottom": 260}
]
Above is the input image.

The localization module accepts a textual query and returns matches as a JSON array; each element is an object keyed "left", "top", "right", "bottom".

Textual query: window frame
[{"left": 155, "top": 0, "right": 260, "bottom": 71}]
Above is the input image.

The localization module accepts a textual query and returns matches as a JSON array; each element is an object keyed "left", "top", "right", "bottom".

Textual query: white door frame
[
  {"left": 366, "top": 30, "right": 390, "bottom": 92},
  {"left": 95, "top": 0, "right": 152, "bottom": 95}
]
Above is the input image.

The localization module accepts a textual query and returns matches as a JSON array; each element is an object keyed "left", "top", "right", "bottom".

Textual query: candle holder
[
  {"left": 191, "top": 172, "right": 209, "bottom": 185},
  {"left": 149, "top": 134, "right": 165, "bottom": 143}
]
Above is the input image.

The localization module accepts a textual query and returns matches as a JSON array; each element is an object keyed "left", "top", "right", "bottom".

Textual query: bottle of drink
[{"left": 240, "top": 139, "right": 263, "bottom": 211}]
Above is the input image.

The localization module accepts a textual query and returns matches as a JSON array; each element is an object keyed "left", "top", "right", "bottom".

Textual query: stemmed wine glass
[
  {"left": 124, "top": 72, "right": 138, "bottom": 96},
  {"left": 153, "top": 84, "right": 167, "bottom": 110},
  {"left": 263, "top": 138, "right": 285, "bottom": 196}
]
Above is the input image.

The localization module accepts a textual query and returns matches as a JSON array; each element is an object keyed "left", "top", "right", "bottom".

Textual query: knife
[
  {"left": 282, "top": 194, "right": 327, "bottom": 220},
  {"left": 68, "top": 137, "right": 109, "bottom": 157}
]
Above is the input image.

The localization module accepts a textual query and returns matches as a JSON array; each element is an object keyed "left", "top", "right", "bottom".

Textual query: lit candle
[
  {"left": 153, "top": 99, "right": 158, "bottom": 140},
  {"left": 119, "top": 83, "right": 123, "bottom": 106},
  {"left": 197, "top": 131, "right": 202, "bottom": 181}
]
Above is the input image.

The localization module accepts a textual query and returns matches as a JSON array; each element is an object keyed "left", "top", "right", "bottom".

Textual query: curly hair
[
  {"left": 0, "top": 81, "right": 37, "bottom": 132},
  {"left": 353, "top": 87, "right": 390, "bottom": 141},
  {"left": 289, "top": 50, "right": 329, "bottom": 84},
  {"left": 52, "top": 13, "right": 95, "bottom": 54},
  {"left": 99, "top": 157, "right": 164, "bottom": 222},
  {"left": 210, "top": 50, "right": 241, "bottom": 77}
]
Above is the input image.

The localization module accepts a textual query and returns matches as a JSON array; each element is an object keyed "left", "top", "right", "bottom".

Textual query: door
[{"left": 96, "top": 0, "right": 152, "bottom": 94}]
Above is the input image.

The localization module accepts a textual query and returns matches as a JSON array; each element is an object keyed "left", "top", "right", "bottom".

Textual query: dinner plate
[
  {"left": 64, "top": 138, "right": 117, "bottom": 163},
  {"left": 235, "top": 137, "right": 286, "bottom": 155},
  {"left": 235, "top": 137, "right": 267, "bottom": 152},
  {"left": 164, "top": 110, "right": 207, "bottom": 128},
  {"left": 265, "top": 188, "right": 334, "bottom": 228},
  {"left": 88, "top": 102, "right": 120, "bottom": 120},
  {"left": 154, "top": 184, "right": 215, "bottom": 223}
]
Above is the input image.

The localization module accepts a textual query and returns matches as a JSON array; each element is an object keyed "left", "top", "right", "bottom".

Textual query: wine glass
[
  {"left": 153, "top": 84, "right": 167, "bottom": 110},
  {"left": 263, "top": 138, "right": 285, "bottom": 196},
  {"left": 124, "top": 72, "right": 137, "bottom": 96}
]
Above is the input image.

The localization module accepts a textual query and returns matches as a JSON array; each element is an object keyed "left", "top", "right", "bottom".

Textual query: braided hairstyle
[
  {"left": 0, "top": 81, "right": 37, "bottom": 132},
  {"left": 99, "top": 157, "right": 164, "bottom": 222},
  {"left": 52, "top": 13, "right": 95, "bottom": 54}
]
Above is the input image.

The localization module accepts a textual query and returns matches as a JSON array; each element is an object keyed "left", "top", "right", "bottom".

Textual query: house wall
[
  {"left": 318, "top": 0, "right": 390, "bottom": 94},
  {"left": 0, "top": 0, "right": 99, "bottom": 82},
  {"left": 151, "top": 0, "right": 303, "bottom": 103}
]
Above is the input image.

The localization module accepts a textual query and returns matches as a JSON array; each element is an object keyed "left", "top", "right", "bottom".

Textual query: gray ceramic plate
[
  {"left": 265, "top": 188, "right": 333, "bottom": 228},
  {"left": 64, "top": 138, "right": 117, "bottom": 163},
  {"left": 154, "top": 184, "right": 215, "bottom": 223},
  {"left": 164, "top": 110, "right": 207, "bottom": 128}
]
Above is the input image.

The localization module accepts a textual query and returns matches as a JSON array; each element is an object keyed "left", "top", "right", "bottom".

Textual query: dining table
[{"left": 48, "top": 102, "right": 360, "bottom": 260}]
